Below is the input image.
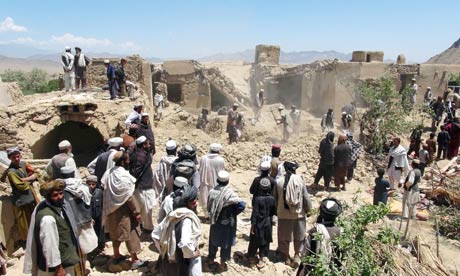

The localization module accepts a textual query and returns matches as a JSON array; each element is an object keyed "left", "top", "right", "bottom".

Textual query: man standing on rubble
[
  {"left": 104, "top": 59, "right": 118, "bottom": 100},
  {"left": 387, "top": 137, "right": 410, "bottom": 189},
  {"left": 227, "top": 103, "right": 239, "bottom": 144},
  {"left": 196, "top": 70, "right": 210, "bottom": 109},
  {"left": 290, "top": 105, "right": 301, "bottom": 136},
  {"left": 74, "top": 47, "right": 91, "bottom": 90},
  {"left": 60, "top": 46, "right": 75, "bottom": 92},
  {"left": 116, "top": 58, "right": 128, "bottom": 98},
  {"left": 401, "top": 160, "right": 421, "bottom": 219},
  {"left": 253, "top": 88, "right": 265, "bottom": 124},
  {"left": 277, "top": 105, "right": 293, "bottom": 142},
  {"left": 199, "top": 143, "right": 225, "bottom": 216}
]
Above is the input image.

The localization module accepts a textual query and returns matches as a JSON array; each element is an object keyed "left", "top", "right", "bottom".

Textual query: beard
[{"left": 50, "top": 198, "right": 64, "bottom": 208}]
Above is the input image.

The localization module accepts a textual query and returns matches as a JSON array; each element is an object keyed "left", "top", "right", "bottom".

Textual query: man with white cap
[
  {"left": 153, "top": 139, "right": 178, "bottom": 200},
  {"left": 290, "top": 105, "right": 301, "bottom": 136},
  {"left": 250, "top": 160, "right": 276, "bottom": 198},
  {"left": 60, "top": 46, "right": 75, "bottom": 92},
  {"left": 60, "top": 166, "right": 98, "bottom": 256},
  {"left": 129, "top": 136, "right": 155, "bottom": 232},
  {"left": 157, "top": 176, "right": 189, "bottom": 223},
  {"left": 46, "top": 140, "right": 81, "bottom": 180},
  {"left": 276, "top": 105, "right": 293, "bottom": 142},
  {"left": 253, "top": 88, "right": 265, "bottom": 124},
  {"left": 104, "top": 59, "right": 118, "bottom": 100},
  {"left": 207, "top": 170, "right": 245, "bottom": 272},
  {"left": 424, "top": 86, "right": 433, "bottom": 107},
  {"left": 136, "top": 113, "right": 156, "bottom": 155},
  {"left": 125, "top": 104, "right": 143, "bottom": 129},
  {"left": 87, "top": 137, "right": 124, "bottom": 187},
  {"left": 199, "top": 143, "right": 225, "bottom": 216},
  {"left": 227, "top": 103, "right": 239, "bottom": 144}
]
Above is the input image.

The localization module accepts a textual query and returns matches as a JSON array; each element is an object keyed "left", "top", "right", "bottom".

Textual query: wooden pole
[
  {"left": 403, "top": 205, "right": 413, "bottom": 240},
  {"left": 435, "top": 216, "right": 440, "bottom": 258}
]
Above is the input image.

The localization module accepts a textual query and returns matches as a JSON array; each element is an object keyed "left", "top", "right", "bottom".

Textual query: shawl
[
  {"left": 207, "top": 185, "right": 241, "bottom": 225},
  {"left": 101, "top": 166, "right": 136, "bottom": 224},
  {"left": 199, "top": 154, "right": 225, "bottom": 188},
  {"left": 152, "top": 207, "right": 201, "bottom": 261},
  {"left": 63, "top": 178, "right": 92, "bottom": 205},
  {"left": 153, "top": 155, "right": 176, "bottom": 196},
  {"left": 389, "top": 145, "right": 410, "bottom": 171},
  {"left": 347, "top": 139, "right": 362, "bottom": 162},
  {"left": 285, "top": 174, "right": 304, "bottom": 214}
]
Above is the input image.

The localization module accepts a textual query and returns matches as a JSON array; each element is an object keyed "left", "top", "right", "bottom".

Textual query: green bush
[
  {"left": 303, "top": 203, "right": 399, "bottom": 275},
  {"left": 358, "top": 77, "right": 415, "bottom": 153},
  {"left": 0, "top": 68, "right": 59, "bottom": 94}
]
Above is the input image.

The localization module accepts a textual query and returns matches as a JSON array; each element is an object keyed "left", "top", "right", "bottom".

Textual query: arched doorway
[{"left": 31, "top": 121, "right": 104, "bottom": 167}]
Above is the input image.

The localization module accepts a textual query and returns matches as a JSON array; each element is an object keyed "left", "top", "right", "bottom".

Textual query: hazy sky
[{"left": 1, "top": 0, "right": 459, "bottom": 61}]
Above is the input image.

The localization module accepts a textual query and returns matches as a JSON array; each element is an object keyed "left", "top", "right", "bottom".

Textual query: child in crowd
[
  {"left": 247, "top": 176, "right": 277, "bottom": 269},
  {"left": 373, "top": 168, "right": 390, "bottom": 205}
]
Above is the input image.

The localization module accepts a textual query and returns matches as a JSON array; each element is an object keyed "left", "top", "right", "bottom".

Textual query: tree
[
  {"left": 0, "top": 68, "right": 58, "bottom": 94},
  {"left": 358, "top": 77, "right": 415, "bottom": 154}
]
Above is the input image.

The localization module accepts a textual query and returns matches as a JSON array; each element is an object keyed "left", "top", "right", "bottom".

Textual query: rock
[{"left": 178, "top": 112, "right": 190, "bottom": 121}]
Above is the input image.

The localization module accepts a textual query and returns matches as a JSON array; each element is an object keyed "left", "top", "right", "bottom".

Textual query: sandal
[
  {"left": 131, "top": 259, "right": 146, "bottom": 270},
  {"left": 256, "top": 259, "right": 266, "bottom": 269}
]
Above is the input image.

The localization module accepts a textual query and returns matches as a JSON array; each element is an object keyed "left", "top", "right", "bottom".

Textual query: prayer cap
[
  {"left": 260, "top": 88, "right": 264, "bottom": 92},
  {"left": 260, "top": 161, "right": 271, "bottom": 171},
  {"left": 40, "top": 180, "right": 66, "bottom": 197},
  {"left": 283, "top": 160, "right": 299, "bottom": 171},
  {"left": 75, "top": 47, "right": 81, "bottom": 51},
  {"left": 58, "top": 140, "right": 71, "bottom": 150},
  {"left": 136, "top": 135, "right": 147, "bottom": 145},
  {"left": 65, "top": 46, "right": 71, "bottom": 51},
  {"left": 278, "top": 105, "right": 284, "bottom": 110},
  {"left": 60, "top": 166, "right": 74, "bottom": 174},
  {"left": 427, "top": 86, "right": 431, "bottom": 89},
  {"left": 217, "top": 170, "right": 230, "bottom": 182},
  {"left": 134, "top": 103, "right": 143, "bottom": 109},
  {"left": 104, "top": 59, "right": 110, "bottom": 64},
  {"left": 346, "top": 131, "right": 353, "bottom": 138},
  {"left": 233, "top": 103, "right": 239, "bottom": 107},
  {"left": 141, "top": 112, "right": 149, "bottom": 117},
  {"left": 210, "top": 143, "right": 222, "bottom": 152},
  {"left": 260, "top": 177, "right": 271, "bottom": 190},
  {"left": 271, "top": 144, "right": 281, "bottom": 150},
  {"left": 6, "top": 147, "right": 20, "bottom": 157},
  {"left": 86, "top": 175, "right": 98, "bottom": 182},
  {"left": 411, "top": 78, "right": 416, "bottom": 81},
  {"left": 166, "top": 140, "right": 177, "bottom": 150},
  {"left": 291, "top": 105, "right": 296, "bottom": 109},
  {"left": 108, "top": 137, "right": 123, "bottom": 148},
  {"left": 174, "top": 176, "right": 189, "bottom": 188}
]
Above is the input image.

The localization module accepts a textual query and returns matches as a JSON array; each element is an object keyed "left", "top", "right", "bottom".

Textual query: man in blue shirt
[{"left": 104, "top": 59, "right": 118, "bottom": 100}]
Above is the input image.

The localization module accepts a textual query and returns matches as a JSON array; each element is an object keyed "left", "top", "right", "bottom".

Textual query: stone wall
[
  {"left": 255, "top": 44, "right": 280, "bottom": 65},
  {"left": 87, "top": 55, "right": 152, "bottom": 103}
]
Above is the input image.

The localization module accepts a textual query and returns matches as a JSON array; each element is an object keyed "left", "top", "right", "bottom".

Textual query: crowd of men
[
  {"left": 1, "top": 100, "right": 351, "bottom": 276},
  {"left": 3, "top": 75, "right": 460, "bottom": 275}
]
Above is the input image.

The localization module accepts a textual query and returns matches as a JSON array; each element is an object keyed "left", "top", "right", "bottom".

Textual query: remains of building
[{"left": 0, "top": 44, "right": 460, "bottom": 268}]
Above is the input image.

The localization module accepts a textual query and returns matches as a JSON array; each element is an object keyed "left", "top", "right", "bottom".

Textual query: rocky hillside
[{"left": 426, "top": 37, "right": 460, "bottom": 64}]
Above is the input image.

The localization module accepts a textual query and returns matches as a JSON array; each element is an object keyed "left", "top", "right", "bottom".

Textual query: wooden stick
[
  {"left": 403, "top": 206, "right": 412, "bottom": 240},
  {"left": 435, "top": 216, "right": 440, "bottom": 258}
]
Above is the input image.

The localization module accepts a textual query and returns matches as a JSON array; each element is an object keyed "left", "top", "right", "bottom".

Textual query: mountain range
[{"left": 426, "top": 37, "right": 460, "bottom": 64}]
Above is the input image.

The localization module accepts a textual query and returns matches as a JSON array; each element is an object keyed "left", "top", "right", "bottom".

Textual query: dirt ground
[{"left": 5, "top": 102, "right": 460, "bottom": 276}]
